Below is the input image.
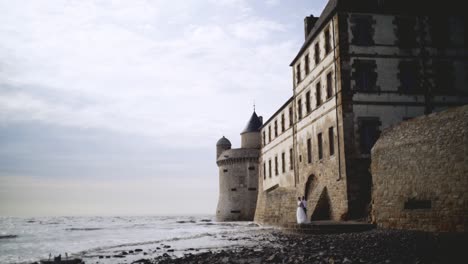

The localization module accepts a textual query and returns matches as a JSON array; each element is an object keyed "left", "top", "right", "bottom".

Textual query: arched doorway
[{"left": 311, "top": 187, "right": 331, "bottom": 220}]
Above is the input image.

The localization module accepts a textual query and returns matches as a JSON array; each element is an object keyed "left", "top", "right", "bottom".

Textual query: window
[
  {"left": 395, "top": 16, "right": 416, "bottom": 48},
  {"left": 352, "top": 60, "right": 377, "bottom": 92},
  {"left": 263, "top": 131, "right": 266, "bottom": 146},
  {"left": 289, "top": 148, "right": 293, "bottom": 170},
  {"left": 305, "top": 91, "right": 311, "bottom": 114},
  {"left": 296, "top": 63, "right": 301, "bottom": 84},
  {"left": 328, "top": 127, "right": 335, "bottom": 156},
  {"left": 289, "top": 107, "right": 293, "bottom": 127},
  {"left": 248, "top": 166, "right": 255, "bottom": 171},
  {"left": 326, "top": 72, "right": 333, "bottom": 99},
  {"left": 305, "top": 54, "right": 310, "bottom": 74},
  {"left": 281, "top": 152, "right": 286, "bottom": 173},
  {"left": 351, "top": 15, "right": 374, "bottom": 46},
  {"left": 268, "top": 126, "right": 271, "bottom": 142},
  {"left": 268, "top": 160, "right": 272, "bottom": 178},
  {"left": 275, "top": 156, "right": 278, "bottom": 176},
  {"left": 316, "top": 82, "right": 322, "bottom": 107},
  {"left": 263, "top": 162, "right": 266, "bottom": 179},
  {"left": 324, "top": 27, "right": 331, "bottom": 54},
  {"left": 297, "top": 99, "right": 302, "bottom": 119},
  {"left": 314, "top": 43, "right": 320, "bottom": 64},
  {"left": 398, "top": 61, "right": 420, "bottom": 94},
  {"left": 274, "top": 120, "right": 278, "bottom": 137},
  {"left": 307, "top": 138, "right": 312, "bottom": 163},
  {"left": 429, "top": 17, "right": 449, "bottom": 47},
  {"left": 434, "top": 60, "right": 454, "bottom": 93},
  {"left": 359, "top": 118, "right": 381, "bottom": 154},
  {"left": 281, "top": 114, "right": 285, "bottom": 132},
  {"left": 317, "top": 133, "right": 323, "bottom": 160}
]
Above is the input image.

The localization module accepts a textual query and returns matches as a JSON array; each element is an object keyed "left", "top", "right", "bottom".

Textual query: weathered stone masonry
[{"left": 371, "top": 105, "right": 468, "bottom": 232}]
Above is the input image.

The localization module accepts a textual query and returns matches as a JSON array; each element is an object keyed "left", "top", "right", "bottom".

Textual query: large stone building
[
  {"left": 253, "top": 0, "right": 468, "bottom": 225},
  {"left": 215, "top": 112, "right": 263, "bottom": 221}
]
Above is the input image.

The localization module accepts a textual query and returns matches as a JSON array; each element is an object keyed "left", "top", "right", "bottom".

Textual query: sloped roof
[{"left": 241, "top": 111, "right": 263, "bottom": 134}]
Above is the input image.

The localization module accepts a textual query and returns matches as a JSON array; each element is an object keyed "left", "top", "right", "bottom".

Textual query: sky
[{"left": 0, "top": 0, "right": 328, "bottom": 217}]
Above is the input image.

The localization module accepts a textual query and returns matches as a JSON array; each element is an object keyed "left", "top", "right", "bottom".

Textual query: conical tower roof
[
  {"left": 216, "top": 136, "right": 232, "bottom": 146},
  {"left": 241, "top": 111, "right": 263, "bottom": 134}
]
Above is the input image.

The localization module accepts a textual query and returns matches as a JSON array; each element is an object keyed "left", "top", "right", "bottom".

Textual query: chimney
[{"left": 304, "top": 15, "right": 318, "bottom": 40}]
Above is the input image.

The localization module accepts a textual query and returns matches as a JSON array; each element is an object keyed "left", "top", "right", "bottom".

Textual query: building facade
[
  {"left": 215, "top": 112, "right": 263, "bottom": 221},
  {"left": 254, "top": 0, "right": 468, "bottom": 224}
]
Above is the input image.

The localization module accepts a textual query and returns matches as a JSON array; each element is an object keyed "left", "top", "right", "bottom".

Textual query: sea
[{"left": 0, "top": 215, "right": 271, "bottom": 264}]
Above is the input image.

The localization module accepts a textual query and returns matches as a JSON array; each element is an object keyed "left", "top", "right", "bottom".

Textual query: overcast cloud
[{"left": 0, "top": 0, "right": 327, "bottom": 216}]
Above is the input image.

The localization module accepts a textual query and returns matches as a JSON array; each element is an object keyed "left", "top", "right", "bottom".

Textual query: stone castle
[{"left": 216, "top": 0, "right": 468, "bottom": 231}]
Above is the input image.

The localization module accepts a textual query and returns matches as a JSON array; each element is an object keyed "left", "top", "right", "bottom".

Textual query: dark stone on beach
[
  {"left": 163, "top": 245, "right": 171, "bottom": 248},
  {"left": 135, "top": 249, "right": 143, "bottom": 252},
  {"left": 122, "top": 251, "right": 128, "bottom": 255},
  {"left": 200, "top": 219, "right": 212, "bottom": 222},
  {"left": 167, "top": 249, "right": 175, "bottom": 252},
  {"left": 105, "top": 256, "right": 110, "bottom": 258},
  {"left": 156, "top": 247, "right": 161, "bottom": 249},
  {"left": 98, "top": 256, "right": 103, "bottom": 259},
  {"left": 113, "top": 255, "right": 125, "bottom": 258}
]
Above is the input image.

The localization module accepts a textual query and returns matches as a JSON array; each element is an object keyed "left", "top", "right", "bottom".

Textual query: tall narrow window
[
  {"left": 305, "top": 54, "right": 310, "bottom": 74},
  {"left": 268, "top": 126, "right": 271, "bottom": 142},
  {"left": 434, "top": 60, "right": 454, "bottom": 93},
  {"left": 359, "top": 118, "right": 381, "bottom": 154},
  {"left": 398, "top": 61, "right": 420, "bottom": 94},
  {"left": 324, "top": 27, "right": 331, "bottom": 54},
  {"left": 328, "top": 127, "right": 335, "bottom": 156},
  {"left": 326, "top": 72, "right": 333, "bottom": 99},
  {"left": 395, "top": 16, "right": 416, "bottom": 48},
  {"left": 351, "top": 15, "right": 374, "bottom": 46},
  {"left": 318, "top": 133, "right": 323, "bottom": 160},
  {"left": 281, "top": 114, "right": 285, "bottom": 132},
  {"left": 274, "top": 120, "right": 278, "bottom": 137},
  {"left": 297, "top": 99, "right": 302, "bottom": 119},
  {"left": 268, "top": 160, "right": 272, "bottom": 178},
  {"left": 352, "top": 60, "right": 377, "bottom": 92},
  {"left": 281, "top": 152, "right": 286, "bottom": 173},
  {"left": 263, "top": 162, "right": 266, "bottom": 179},
  {"left": 296, "top": 63, "right": 301, "bottom": 84},
  {"left": 275, "top": 156, "right": 278, "bottom": 176},
  {"left": 262, "top": 131, "right": 266, "bottom": 146},
  {"left": 316, "top": 82, "right": 322, "bottom": 107},
  {"left": 314, "top": 43, "right": 320, "bottom": 64},
  {"left": 305, "top": 91, "right": 311, "bottom": 114},
  {"left": 307, "top": 138, "right": 312, "bottom": 163},
  {"left": 289, "top": 107, "right": 293, "bottom": 127},
  {"left": 289, "top": 148, "right": 293, "bottom": 170}
]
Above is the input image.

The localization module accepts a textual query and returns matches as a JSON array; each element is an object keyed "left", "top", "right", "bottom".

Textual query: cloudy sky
[{"left": 0, "top": 0, "right": 327, "bottom": 216}]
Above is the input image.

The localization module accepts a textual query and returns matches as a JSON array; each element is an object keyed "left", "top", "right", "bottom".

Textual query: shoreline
[{"left": 140, "top": 229, "right": 467, "bottom": 264}]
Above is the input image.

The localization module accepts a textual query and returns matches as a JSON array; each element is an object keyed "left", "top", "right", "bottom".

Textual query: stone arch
[
  {"left": 303, "top": 174, "right": 317, "bottom": 200},
  {"left": 303, "top": 174, "right": 318, "bottom": 220},
  {"left": 311, "top": 187, "right": 331, "bottom": 221}
]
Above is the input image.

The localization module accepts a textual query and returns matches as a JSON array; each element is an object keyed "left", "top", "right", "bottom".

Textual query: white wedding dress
[{"left": 296, "top": 201, "right": 307, "bottom": 224}]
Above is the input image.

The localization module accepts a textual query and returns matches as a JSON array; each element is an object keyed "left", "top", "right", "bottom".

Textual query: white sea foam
[{"left": 0, "top": 215, "right": 268, "bottom": 264}]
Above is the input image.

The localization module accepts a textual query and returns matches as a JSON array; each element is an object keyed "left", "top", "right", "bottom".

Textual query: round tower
[
  {"left": 240, "top": 111, "right": 263, "bottom": 149},
  {"left": 216, "top": 136, "right": 231, "bottom": 159}
]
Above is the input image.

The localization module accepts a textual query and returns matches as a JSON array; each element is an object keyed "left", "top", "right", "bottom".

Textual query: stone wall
[{"left": 371, "top": 105, "right": 468, "bottom": 232}]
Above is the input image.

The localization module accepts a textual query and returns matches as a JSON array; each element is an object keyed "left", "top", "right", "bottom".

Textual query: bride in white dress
[{"left": 296, "top": 197, "right": 307, "bottom": 224}]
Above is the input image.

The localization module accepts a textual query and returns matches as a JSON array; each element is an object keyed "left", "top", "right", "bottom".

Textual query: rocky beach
[{"left": 78, "top": 228, "right": 467, "bottom": 264}]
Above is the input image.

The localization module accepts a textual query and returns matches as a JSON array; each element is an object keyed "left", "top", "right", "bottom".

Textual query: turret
[
  {"left": 216, "top": 136, "right": 231, "bottom": 159},
  {"left": 240, "top": 111, "right": 263, "bottom": 149}
]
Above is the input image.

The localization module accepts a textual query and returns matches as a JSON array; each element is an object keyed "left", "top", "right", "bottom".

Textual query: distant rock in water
[
  {"left": 0, "top": 235, "right": 17, "bottom": 239},
  {"left": 65, "top": 228, "right": 102, "bottom": 231}
]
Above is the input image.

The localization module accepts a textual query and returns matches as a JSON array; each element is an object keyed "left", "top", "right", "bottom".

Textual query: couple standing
[{"left": 296, "top": 196, "right": 308, "bottom": 224}]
